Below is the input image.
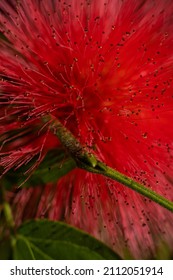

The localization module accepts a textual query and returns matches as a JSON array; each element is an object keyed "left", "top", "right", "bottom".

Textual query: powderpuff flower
[{"left": 1, "top": 0, "right": 173, "bottom": 259}]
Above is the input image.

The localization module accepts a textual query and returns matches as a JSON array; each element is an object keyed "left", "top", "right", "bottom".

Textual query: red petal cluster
[{"left": 1, "top": 0, "right": 173, "bottom": 258}]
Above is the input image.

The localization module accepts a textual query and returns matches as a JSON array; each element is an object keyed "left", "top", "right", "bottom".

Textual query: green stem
[
  {"left": 48, "top": 116, "right": 173, "bottom": 213},
  {"left": 0, "top": 187, "right": 15, "bottom": 231},
  {"left": 80, "top": 161, "right": 173, "bottom": 212}
]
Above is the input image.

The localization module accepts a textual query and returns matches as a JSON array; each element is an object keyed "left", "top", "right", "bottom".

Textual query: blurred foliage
[{"left": 1, "top": 148, "right": 76, "bottom": 189}]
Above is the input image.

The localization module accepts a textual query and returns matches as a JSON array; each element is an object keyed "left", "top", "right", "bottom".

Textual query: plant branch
[{"left": 47, "top": 116, "right": 173, "bottom": 213}]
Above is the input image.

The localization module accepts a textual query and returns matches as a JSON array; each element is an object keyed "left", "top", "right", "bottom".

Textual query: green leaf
[
  {"left": 14, "top": 220, "right": 121, "bottom": 260},
  {"left": 2, "top": 148, "right": 76, "bottom": 189},
  {"left": 155, "top": 241, "right": 173, "bottom": 260},
  {"left": 30, "top": 150, "right": 76, "bottom": 185},
  {"left": 13, "top": 236, "right": 36, "bottom": 260}
]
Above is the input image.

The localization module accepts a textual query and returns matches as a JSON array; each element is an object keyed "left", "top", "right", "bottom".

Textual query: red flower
[{"left": 1, "top": 0, "right": 173, "bottom": 258}]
